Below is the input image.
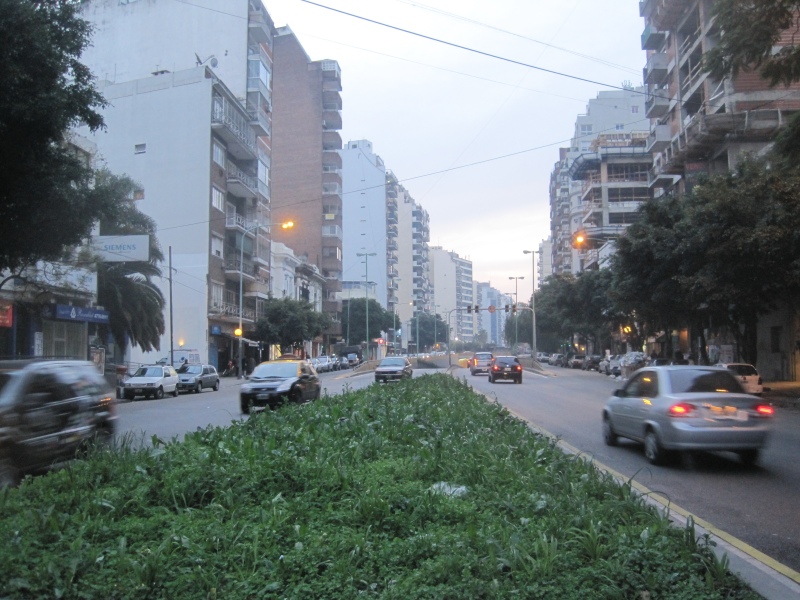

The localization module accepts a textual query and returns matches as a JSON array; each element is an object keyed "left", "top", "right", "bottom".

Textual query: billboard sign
[{"left": 92, "top": 235, "right": 150, "bottom": 262}]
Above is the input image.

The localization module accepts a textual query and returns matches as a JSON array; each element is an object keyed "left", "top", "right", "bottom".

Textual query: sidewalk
[{"left": 763, "top": 381, "right": 800, "bottom": 409}]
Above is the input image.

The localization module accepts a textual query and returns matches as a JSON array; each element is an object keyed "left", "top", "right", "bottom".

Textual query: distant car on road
[
  {"left": 489, "top": 356, "right": 523, "bottom": 384},
  {"left": 347, "top": 353, "right": 360, "bottom": 368},
  {"left": 122, "top": 365, "right": 179, "bottom": 400},
  {"left": 602, "top": 366, "right": 774, "bottom": 465},
  {"left": 582, "top": 355, "right": 602, "bottom": 371},
  {"left": 315, "top": 356, "right": 332, "bottom": 373},
  {"left": 374, "top": 357, "right": 413, "bottom": 383},
  {"left": 176, "top": 364, "right": 219, "bottom": 394},
  {"left": 470, "top": 352, "right": 493, "bottom": 376},
  {"left": 569, "top": 355, "right": 586, "bottom": 369}
]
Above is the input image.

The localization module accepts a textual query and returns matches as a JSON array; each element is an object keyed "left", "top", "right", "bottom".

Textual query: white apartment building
[
  {"left": 340, "top": 140, "right": 387, "bottom": 309},
  {"left": 430, "top": 247, "right": 473, "bottom": 343},
  {"left": 79, "top": 0, "right": 275, "bottom": 369}
]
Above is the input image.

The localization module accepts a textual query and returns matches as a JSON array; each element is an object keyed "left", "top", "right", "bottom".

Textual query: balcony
[
  {"left": 245, "top": 278, "right": 270, "bottom": 299},
  {"left": 247, "top": 106, "right": 271, "bottom": 137},
  {"left": 645, "top": 92, "right": 670, "bottom": 118},
  {"left": 212, "top": 96, "right": 257, "bottom": 160},
  {"left": 643, "top": 52, "right": 669, "bottom": 85},
  {"left": 226, "top": 164, "right": 257, "bottom": 199},
  {"left": 322, "top": 182, "right": 342, "bottom": 196},
  {"left": 226, "top": 211, "right": 258, "bottom": 232},
  {"left": 322, "top": 130, "right": 342, "bottom": 151},
  {"left": 641, "top": 24, "right": 666, "bottom": 50},
  {"left": 248, "top": 10, "right": 272, "bottom": 45},
  {"left": 322, "top": 109, "right": 342, "bottom": 131},
  {"left": 645, "top": 124, "right": 671, "bottom": 152},
  {"left": 212, "top": 290, "right": 255, "bottom": 322}
]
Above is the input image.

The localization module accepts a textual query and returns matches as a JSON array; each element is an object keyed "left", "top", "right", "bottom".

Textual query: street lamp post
[
  {"left": 432, "top": 304, "right": 439, "bottom": 351},
  {"left": 357, "top": 252, "right": 376, "bottom": 360},
  {"left": 508, "top": 276, "right": 524, "bottom": 348},
  {"left": 523, "top": 250, "right": 539, "bottom": 359}
]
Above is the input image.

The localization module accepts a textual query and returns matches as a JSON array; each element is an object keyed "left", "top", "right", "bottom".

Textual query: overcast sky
[{"left": 265, "top": 0, "right": 646, "bottom": 303}]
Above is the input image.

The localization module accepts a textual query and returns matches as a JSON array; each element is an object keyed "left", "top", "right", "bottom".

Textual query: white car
[
  {"left": 720, "top": 363, "right": 763, "bottom": 395},
  {"left": 122, "top": 365, "right": 179, "bottom": 400}
]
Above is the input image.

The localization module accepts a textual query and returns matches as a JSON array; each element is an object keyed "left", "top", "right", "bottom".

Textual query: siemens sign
[{"left": 92, "top": 235, "right": 150, "bottom": 262}]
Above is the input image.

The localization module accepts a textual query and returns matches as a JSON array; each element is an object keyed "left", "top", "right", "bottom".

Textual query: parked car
[
  {"left": 0, "top": 359, "right": 117, "bottom": 488},
  {"left": 316, "top": 356, "right": 332, "bottom": 373},
  {"left": 122, "top": 365, "right": 179, "bottom": 400},
  {"left": 548, "top": 353, "right": 563, "bottom": 366},
  {"left": 535, "top": 352, "right": 551, "bottom": 363},
  {"left": 374, "top": 357, "right": 413, "bottom": 383},
  {"left": 176, "top": 364, "right": 219, "bottom": 394},
  {"left": 569, "top": 355, "right": 587, "bottom": 369},
  {"left": 347, "top": 353, "right": 360, "bottom": 368},
  {"left": 555, "top": 354, "right": 571, "bottom": 368},
  {"left": 608, "top": 355, "right": 622, "bottom": 377},
  {"left": 602, "top": 366, "right": 774, "bottom": 465},
  {"left": 240, "top": 358, "right": 321, "bottom": 414},
  {"left": 470, "top": 352, "right": 494, "bottom": 376},
  {"left": 582, "top": 355, "right": 603, "bottom": 371},
  {"left": 720, "top": 363, "right": 763, "bottom": 395},
  {"left": 489, "top": 356, "right": 523, "bottom": 384}
]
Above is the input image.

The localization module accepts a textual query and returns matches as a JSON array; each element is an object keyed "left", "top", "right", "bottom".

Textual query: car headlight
[
  {"left": 276, "top": 380, "right": 293, "bottom": 393},
  {"left": 241, "top": 384, "right": 254, "bottom": 393}
]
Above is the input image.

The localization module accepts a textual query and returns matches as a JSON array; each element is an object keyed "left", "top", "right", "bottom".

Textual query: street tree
[
  {"left": 95, "top": 170, "right": 166, "bottom": 354},
  {"left": 254, "top": 297, "right": 331, "bottom": 354},
  {"left": 0, "top": 0, "right": 110, "bottom": 272},
  {"left": 341, "top": 298, "right": 392, "bottom": 347},
  {"left": 409, "top": 312, "right": 448, "bottom": 351}
]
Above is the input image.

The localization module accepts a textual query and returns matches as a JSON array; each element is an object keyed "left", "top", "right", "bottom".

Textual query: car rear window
[
  {"left": 494, "top": 356, "right": 519, "bottom": 366},
  {"left": 475, "top": 353, "right": 492, "bottom": 359},
  {"left": 668, "top": 369, "right": 744, "bottom": 394},
  {"left": 726, "top": 364, "right": 758, "bottom": 377}
]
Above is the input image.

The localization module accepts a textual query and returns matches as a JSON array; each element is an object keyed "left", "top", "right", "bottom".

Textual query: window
[
  {"left": 323, "top": 246, "right": 342, "bottom": 260},
  {"left": 134, "top": 143, "right": 146, "bottom": 154},
  {"left": 631, "top": 105, "right": 639, "bottom": 113},
  {"left": 212, "top": 141, "right": 226, "bottom": 167},
  {"left": 211, "top": 283, "right": 224, "bottom": 308},
  {"left": 211, "top": 186, "right": 225, "bottom": 211},
  {"left": 258, "top": 160, "right": 269, "bottom": 184},
  {"left": 211, "top": 236, "right": 224, "bottom": 258},
  {"left": 322, "top": 225, "right": 342, "bottom": 238},
  {"left": 615, "top": 124, "right": 625, "bottom": 131},
  {"left": 579, "top": 124, "right": 592, "bottom": 135}
]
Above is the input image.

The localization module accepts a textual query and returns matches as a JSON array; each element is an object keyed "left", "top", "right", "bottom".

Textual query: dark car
[
  {"left": 0, "top": 359, "right": 117, "bottom": 488},
  {"left": 240, "top": 358, "right": 320, "bottom": 414},
  {"left": 489, "top": 356, "right": 523, "bottom": 384},
  {"left": 177, "top": 364, "right": 219, "bottom": 394},
  {"left": 374, "top": 357, "right": 413, "bottom": 383},
  {"left": 582, "top": 355, "right": 603, "bottom": 371},
  {"left": 602, "top": 366, "right": 774, "bottom": 465}
]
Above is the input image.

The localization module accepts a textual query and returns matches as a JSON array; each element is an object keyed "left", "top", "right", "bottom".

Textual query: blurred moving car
[
  {"left": 720, "top": 363, "right": 763, "bottom": 395},
  {"left": 602, "top": 366, "right": 774, "bottom": 465},
  {"left": 177, "top": 364, "right": 219, "bottom": 394},
  {"left": 240, "top": 358, "right": 320, "bottom": 414},
  {"left": 374, "top": 357, "right": 413, "bottom": 383},
  {"left": 489, "top": 356, "right": 523, "bottom": 384},
  {"left": 122, "top": 365, "right": 179, "bottom": 400},
  {"left": 470, "top": 352, "right": 494, "bottom": 376},
  {"left": 0, "top": 359, "right": 117, "bottom": 488}
]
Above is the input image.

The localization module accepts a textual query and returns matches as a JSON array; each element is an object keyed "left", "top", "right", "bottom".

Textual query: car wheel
[
  {"left": 291, "top": 388, "right": 303, "bottom": 404},
  {"left": 124, "top": 391, "right": 134, "bottom": 401},
  {"left": 602, "top": 416, "right": 618, "bottom": 446},
  {"left": 213, "top": 379, "right": 219, "bottom": 391},
  {"left": 517, "top": 377, "right": 522, "bottom": 384},
  {"left": 195, "top": 383, "right": 202, "bottom": 394},
  {"left": 172, "top": 388, "right": 179, "bottom": 397},
  {"left": 644, "top": 430, "right": 666, "bottom": 465},
  {"left": 470, "top": 369, "right": 475, "bottom": 376},
  {"left": 489, "top": 376, "right": 495, "bottom": 383},
  {"left": 240, "top": 398, "right": 250, "bottom": 415},
  {"left": 738, "top": 449, "right": 760, "bottom": 466},
  {"left": 155, "top": 386, "right": 164, "bottom": 400}
]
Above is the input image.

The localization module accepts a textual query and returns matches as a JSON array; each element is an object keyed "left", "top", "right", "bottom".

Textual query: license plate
[
  {"left": 133, "top": 388, "right": 143, "bottom": 393},
  {"left": 706, "top": 405, "right": 748, "bottom": 421},
  {"left": 257, "top": 393, "right": 270, "bottom": 400},
  {"left": 503, "top": 368, "right": 511, "bottom": 372}
]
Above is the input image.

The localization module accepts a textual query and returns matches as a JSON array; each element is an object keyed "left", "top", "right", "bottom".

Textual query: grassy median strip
[{"left": 0, "top": 375, "right": 759, "bottom": 599}]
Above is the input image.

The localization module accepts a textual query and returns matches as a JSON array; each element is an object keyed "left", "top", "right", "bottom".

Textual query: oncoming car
[
  {"left": 240, "top": 359, "right": 320, "bottom": 414},
  {"left": 602, "top": 366, "right": 774, "bottom": 466},
  {"left": 374, "top": 357, "right": 413, "bottom": 383}
]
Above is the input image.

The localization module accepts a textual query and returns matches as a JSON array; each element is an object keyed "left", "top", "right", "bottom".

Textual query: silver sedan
[{"left": 602, "top": 366, "right": 775, "bottom": 466}]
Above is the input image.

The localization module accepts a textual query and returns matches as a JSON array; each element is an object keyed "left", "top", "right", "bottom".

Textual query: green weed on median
[{"left": 0, "top": 374, "right": 760, "bottom": 599}]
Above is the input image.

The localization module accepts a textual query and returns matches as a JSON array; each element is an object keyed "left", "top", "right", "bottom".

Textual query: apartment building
[
  {"left": 430, "top": 248, "right": 474, "bottom": 343},
  {"left": 270, "top": 27, "right": 343, "bottom": 350},
  {"left": 549, "top": 87, "right": 648, "bottom": 275},
  {"left": 340, "top": 140, "right": 388, "bottom": 310},
  {"left": 79, "top": 0, "right": 275, "bottom": 369},
  {"left": 640, "top": 0, "right": 800, "bottom": 192},
  {"left": 474, "top": 282, "right": 510, "bottom": 346}
]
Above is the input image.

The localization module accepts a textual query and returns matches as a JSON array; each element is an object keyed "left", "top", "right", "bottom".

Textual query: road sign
[{"left": 488, "top": 305, "right": 496, "bottom": 313}]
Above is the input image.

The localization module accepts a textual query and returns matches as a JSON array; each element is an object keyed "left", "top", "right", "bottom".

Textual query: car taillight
[
  {"left": 668, "top": 403, "right": 696, "bottom": 417},
  {"left": 515, "top": 365, "right": 522, "bottom": 371},
  {"left": 492, "top": 365, "right": 499, "bottom": 371},
  {"left": 754, "top": 404, "right": 774, "bottom": 416}
]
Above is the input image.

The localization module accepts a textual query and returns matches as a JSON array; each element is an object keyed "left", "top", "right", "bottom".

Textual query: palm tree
[{"left": 94, "top": 170, "right": 166, "bottom": 354}]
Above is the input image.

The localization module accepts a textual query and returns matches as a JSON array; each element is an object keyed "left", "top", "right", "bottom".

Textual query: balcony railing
[
  {"left": 226, "top": 211, "right": 258, "bottom": 231},
  {"left": 212, "top": 96, "right": 257, "bottom": 159}
]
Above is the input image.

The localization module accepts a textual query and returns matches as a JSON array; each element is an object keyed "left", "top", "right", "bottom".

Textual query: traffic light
[
  {"left": 504, "top": 304, "right": 510, "bottom": 313},
  {"left": 466, "top": 305, "right": 472, "bottom": 314},
  {"left": 474, "top": 305, "right": 480, "bottom": 313},
  {"left": 512, "top": 304, "right": 517, "bottom": 315}
]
